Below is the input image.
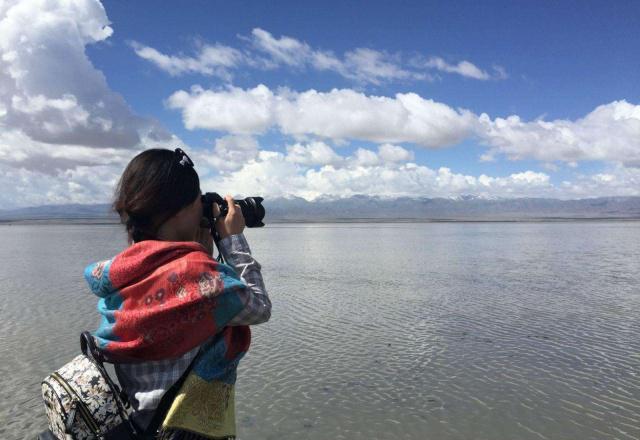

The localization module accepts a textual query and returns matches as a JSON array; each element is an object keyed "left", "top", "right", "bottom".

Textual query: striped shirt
[{"left": 114, "top": 233, "right": 270, "bottom": 423}]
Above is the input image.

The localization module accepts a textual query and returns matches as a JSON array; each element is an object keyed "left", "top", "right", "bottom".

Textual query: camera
[{"left": 201, "top": 192, "right": 265, "bottom": 228}]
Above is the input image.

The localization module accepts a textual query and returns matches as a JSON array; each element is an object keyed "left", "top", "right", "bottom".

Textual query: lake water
[{"left": 1, "top": 221, "right": 639, "bottom": 440}]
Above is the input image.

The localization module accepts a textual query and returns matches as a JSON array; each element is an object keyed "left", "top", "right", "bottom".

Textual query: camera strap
[{"left": 209, "top": 222, "right": 226, "bottom": 264}]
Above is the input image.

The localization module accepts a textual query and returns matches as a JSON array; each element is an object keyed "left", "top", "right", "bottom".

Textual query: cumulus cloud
[
  {"left": 0, "top": 123, "right": 181, "bottom": 207},
  {"left": 200, "top": 147, "right": 559, "bottom": 201},
  {"left": 347, "top": 144, "right": 414, "bottom": 167},
  {"left": 351, "top": 148, "right": 380, "bottom": 167},
  {"left": 558, "top": 165, "right": 640, "bottom": 198},
  {"left": 196, "top": 138, "right": 593, "bottom": 200},
  {"left": 0, "top": 161, "right": 123, "bottom": 208},
  {"left": 478, "top": 100, "right": 640, "bottom": 165},
  {"left": 0, "top": 129, "right": 133, "bottom": 172},
  {"left": 169, "top": 84, "right": 640, "bottom": 166},
  {"left": 197, "top": 139, "right": 556, "bottom": 200},
  {"left": 0, "top": 0, "right": 182, "bottom": 209},
  {"left": 285, "top": 141, "right": 343, "bottom": 166},
  {"left": 197, "top": 138, "right": 416, "bottom": 179},
  {"left": 166, "top": 85, "right": 275, "bottom": 133},
  {"left": 275, "top": 88, "right": 477, "bottom": 146},
  {"left": 377, "top": 143, "right": 415, "bottom": 163},
  {"left": 0, "top": 0, "right": 178, "bottom": 169},
  {"left": 192, "top": 135, "right": 259, "bottom": 173},
  {"left": 2, "top": 2, "right": 637, "bottom": 208},
  {"left": 0, "top": 0, "right": 159, "bottom": 149},
  {"left": 167, "top": 85, "right": 476, "bottom": 147},
  {"left": 200, "top": 143, "right": 640, "bottom": 201}
]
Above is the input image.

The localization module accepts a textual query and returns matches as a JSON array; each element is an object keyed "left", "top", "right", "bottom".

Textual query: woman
[{"left": 84, "top": 148, "right": 271, "bottom": 439}]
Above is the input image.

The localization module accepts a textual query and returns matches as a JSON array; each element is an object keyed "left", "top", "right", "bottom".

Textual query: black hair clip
[{"left": 174, "top": 148, "right": 194, "bottom": 167}]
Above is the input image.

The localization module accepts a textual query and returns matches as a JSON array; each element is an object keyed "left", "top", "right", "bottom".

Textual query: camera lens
[
  {"left": 239, "top": 197, "right": 265, "bottom": 228},
  {"left": 201, "top": 193, "right": 265, "bottom": 228}
]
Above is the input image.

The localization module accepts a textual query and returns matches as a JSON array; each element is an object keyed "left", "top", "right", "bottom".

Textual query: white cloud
[
  {"left": 168, "top": 85, "right": 476, "bottom": 147},
  {"left": 250, "top": 28, "right": 312, "bottom": 67},
  {"left": 133, "top": 27, "right": 495, "bottom": 85},
  {"left": 284, "top": 142, "right": 414, "bottom": 168},
  {"left": 192, "top": 135, "right": 259, "bottom": 173},
  {"left": 196, "top": 140, "right": 556, "bottom": 200},
  {"left": 275, "top": 88, "right": 477, "bottom": 146},
  {"left": 201, "top": 145, "right": 640, "bottom": 201},
  {"left": 200, "top": 150, "right": 309, "bottom": 199},
  {"left": 201, "top": 148, "right": 557, "bottom": 200},
  {"left": 342, "top": 48, "right": 426, "bottom": 84},
  {"left": 0, "top": 122, "right": 183, "bottom": 208},
  {"left": 0, "top": 129, "right": 132, "bottom": 172},
  {"left": 351, "top": 148, "right": 380, "bottom": 167},
  {"left": 422, "top": 57, "right": 491, "bottom": 80},
  {"left": 166, "top": 85, "right": 275, "bottom": 134},
  {"left": 492, "top": 65, "right": 508, "bottom": 80},
  {"left": 170, "top": 84, "right": 640, "bottom": 167},
  {"left": 377, "top": 143, "right": 414, "bottom": 163},
  {"left": 250, "top": 28, "right": 425, "bottom": 84},
  {"left": 0, "top": 161, "right": 122, "bottom": 208},
  {"left": 1, "top": 3, "right": 637, "bottom": 208},
  {"left": 0, "top": 0, "right": 183, "bottom": 209},
  {"left": 285, "top": 141, "right": 343, "bottom": 166},
  {"left": 567, "top": 165, "right": 640, "bottom": 198},
  {"left": 130, "top": 41, "right": 243, "bottom": 79},
  {"left": 0, "top": 0, "right": 161, "bottom": 149},
  {"left": 0, "top": 0, "right": 178, "bottom": 177},
  {"left": 478, "top": 100, "right": 640, "bottom": 165},
  {"left": 248, "top": 29, "right": 502, "bottom": 83},
  {"left": 410, "top": 56, "right": 508, "bottom": 81}
]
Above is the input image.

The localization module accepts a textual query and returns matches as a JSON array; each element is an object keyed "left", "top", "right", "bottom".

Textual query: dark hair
[{"left": 113, "top": 148, "right": 200, "bottom": 243}]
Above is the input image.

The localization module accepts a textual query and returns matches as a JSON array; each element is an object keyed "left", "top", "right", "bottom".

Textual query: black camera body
[{"left": 201, "top": 192, "right": 265, "bottom": 228}]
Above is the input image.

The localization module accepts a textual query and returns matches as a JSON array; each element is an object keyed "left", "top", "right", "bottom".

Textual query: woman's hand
[{"left": 213, "top": 195, "right": 245, "bottom": 239}]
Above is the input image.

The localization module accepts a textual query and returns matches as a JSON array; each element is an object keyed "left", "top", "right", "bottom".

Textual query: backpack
[
  {"left": 39, "top": 332, "right": 199, "bottom": 440},
  {"left": 40, "top": 332, "right": 137, "bottom": 440}
]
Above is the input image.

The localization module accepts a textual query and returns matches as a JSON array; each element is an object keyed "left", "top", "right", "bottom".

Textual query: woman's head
[{"left": 113, "top": 148, "right": 202, "bottom": 243}]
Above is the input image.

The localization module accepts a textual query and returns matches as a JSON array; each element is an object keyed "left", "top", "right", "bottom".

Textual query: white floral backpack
[{"left": 40, "top": 332, "right": 137, "bottom": 440}]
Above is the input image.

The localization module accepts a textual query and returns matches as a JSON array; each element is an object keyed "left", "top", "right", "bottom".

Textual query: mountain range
[{"left": 1, "top": 196, "right": 640, "bottom": 222}]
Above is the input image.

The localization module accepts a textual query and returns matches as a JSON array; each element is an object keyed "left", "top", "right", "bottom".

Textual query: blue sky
[{"left": 0, "top": 0, "right": 639, "bottom": 207}]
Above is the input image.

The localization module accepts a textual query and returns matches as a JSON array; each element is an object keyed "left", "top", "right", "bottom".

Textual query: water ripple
[{"left": 1, "top": 222, "right": 639, "bottom": 439}]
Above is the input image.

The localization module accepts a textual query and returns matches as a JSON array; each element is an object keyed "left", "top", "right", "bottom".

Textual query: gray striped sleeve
[{"left": 218, "top": 233, "right": 272, "bottom": 326}]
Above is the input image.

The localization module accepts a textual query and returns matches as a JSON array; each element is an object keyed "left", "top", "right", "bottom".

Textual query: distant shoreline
[
  {"left": 2, "top": 197, "right": 639, "bottom": 225},
  {"left": 2, "top": 216, "right": 640, "bottom": 225}
]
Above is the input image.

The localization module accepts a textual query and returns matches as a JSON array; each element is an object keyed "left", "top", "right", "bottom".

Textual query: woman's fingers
[
  {"left": 212, "top": 202, "right": 221, "bottom": 218},
  {"left": 213, "top": 195, "right": 245, "bottom": 238},
  {"left": 225, "top": 195, "right": 236, "bottom": 215}
]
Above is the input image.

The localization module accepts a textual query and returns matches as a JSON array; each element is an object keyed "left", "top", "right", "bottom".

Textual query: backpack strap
[
  {"left": 142, "top": 349, "right": 202, "bottom": 438},
  {"left": 79, "top": 332, "right": 202, "bottom": 439},
  {"left": 80, "top": 332, "right": 141, "bottom": 438}
]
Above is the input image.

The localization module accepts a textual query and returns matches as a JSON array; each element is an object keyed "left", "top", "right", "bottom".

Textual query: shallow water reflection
[{"left": 1, "top": 222, "right": 639, "bottom": 439}]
